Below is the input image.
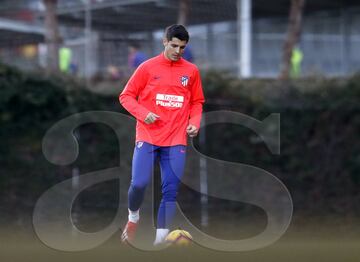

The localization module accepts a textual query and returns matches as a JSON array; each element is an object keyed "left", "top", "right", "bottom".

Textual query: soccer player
[{"left": 119, "top": 24, "right": 205, "bottom": 245}]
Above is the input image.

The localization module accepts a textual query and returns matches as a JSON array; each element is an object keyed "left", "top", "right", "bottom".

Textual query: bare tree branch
[
  {"left": 43, "top": 0, "right": 60, "bottom": 72},
  {"left": 178, "top": 0, "right": 191, "bottom": 25},
  {"left": 279, "top": 0, "right": 306, "bottom": 80}
]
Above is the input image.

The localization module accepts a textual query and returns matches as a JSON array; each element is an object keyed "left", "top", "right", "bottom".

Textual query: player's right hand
[{"left": 144, "top": 112, "right": 160, "bottom": 124}]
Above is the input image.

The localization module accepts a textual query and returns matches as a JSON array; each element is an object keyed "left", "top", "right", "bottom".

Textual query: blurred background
[
  {"left": 1, "top": 0, "right": 360, "bottom": 78},
  {"left": 0, "top": 0, "right": 359, "bottom": 261}
]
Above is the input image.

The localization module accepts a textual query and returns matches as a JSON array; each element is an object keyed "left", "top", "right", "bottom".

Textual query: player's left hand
[{"left": 186, "top": 124, "right": 198, "bottom": 137}]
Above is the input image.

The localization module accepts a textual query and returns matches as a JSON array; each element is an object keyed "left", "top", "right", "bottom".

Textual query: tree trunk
[
  {"left": 178, "top": 0, "right": 191, "bottom": 25},
  {"left": 279, "top": 0, "right": 305, "bottom": 80},
  {"left": 43, "top": 0, "right": 60, "bottom": 72}
]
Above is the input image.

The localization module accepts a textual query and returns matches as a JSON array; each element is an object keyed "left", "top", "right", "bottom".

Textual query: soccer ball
[{"left": 165, "top": 229, "right": 193, "bottom": 246}]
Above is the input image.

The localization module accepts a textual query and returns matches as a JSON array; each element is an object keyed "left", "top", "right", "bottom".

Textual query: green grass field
[{"left": 1, "top": 223, "right": 359, "bottom": 262}]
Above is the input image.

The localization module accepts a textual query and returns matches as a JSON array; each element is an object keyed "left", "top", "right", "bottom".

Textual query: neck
[{"left": 162, "top": 51, "right": 171, "bottom": 61}]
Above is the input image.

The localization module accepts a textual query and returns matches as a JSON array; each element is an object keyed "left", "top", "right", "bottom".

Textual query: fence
[{"left": 1, "top": 3, "right": 360, "bottom": 78}]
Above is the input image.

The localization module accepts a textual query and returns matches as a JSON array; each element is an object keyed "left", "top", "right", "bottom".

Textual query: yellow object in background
[{"left": 21, "top": 44, "right": 37, "bottom": 59}]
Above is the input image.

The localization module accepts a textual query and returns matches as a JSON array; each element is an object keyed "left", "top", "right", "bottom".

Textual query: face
[{"left": 163, "top": 37, "right": 187, "bottom": 61}]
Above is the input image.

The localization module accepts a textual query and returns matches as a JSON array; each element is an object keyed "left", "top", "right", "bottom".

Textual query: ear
[{"left": 162, "top": 38, "right": 168, "bottom": 47}]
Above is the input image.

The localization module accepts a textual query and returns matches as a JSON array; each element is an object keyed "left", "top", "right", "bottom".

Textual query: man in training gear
[{"left": 119, "top": 24, "right": 205, "bottom": 245}]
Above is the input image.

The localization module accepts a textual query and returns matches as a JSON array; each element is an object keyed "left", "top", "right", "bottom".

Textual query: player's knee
[
  {"left": 162, "top": 193, "right": 177, "bottom": 202},
  {"left": 162, "top": 185, "right": 179, "bottom": 202},
  {"left": 129, "top": 184, "right": 146, "bottom": 194}
]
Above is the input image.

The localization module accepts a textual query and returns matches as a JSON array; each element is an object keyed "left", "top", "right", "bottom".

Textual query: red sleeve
[
  {"left": 188, "top": 67, "right": 205, "bottom": 129},
  {"left": 119, "top": 64, "right": 150, "bottom": 122}
]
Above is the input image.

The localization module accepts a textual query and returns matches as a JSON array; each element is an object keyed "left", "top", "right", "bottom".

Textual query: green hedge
[
  {"left": 201, "top": 70, "right": 360, "bottom": 217},
  {"left": 1, "top": 64, "right": 360, "bottom": 227},
  {"left": 0, "top": 64, "right": 123, "bottom": 225}
]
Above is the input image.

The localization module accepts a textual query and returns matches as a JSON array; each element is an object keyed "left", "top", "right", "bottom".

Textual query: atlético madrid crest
[{"left": 181, "top": 76, "right": 189, "bottom": 87}]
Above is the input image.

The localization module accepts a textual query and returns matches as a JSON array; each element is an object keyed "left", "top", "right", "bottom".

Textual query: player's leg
[
  {"left": 122, "top": 141, "right": 158, "bottom": 242},
  {"left": 154, "top": 145, "right": 186, "bottom": 245}
]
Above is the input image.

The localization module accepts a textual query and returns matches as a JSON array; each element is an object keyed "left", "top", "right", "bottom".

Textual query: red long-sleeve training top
[{"left": 119, "top": 53, "right": 205, "bottom": 146}]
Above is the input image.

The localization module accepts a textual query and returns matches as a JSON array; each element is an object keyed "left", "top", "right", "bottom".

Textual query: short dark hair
[{"left": 164, "top": 24, "right": 189, "bottom": 43}]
